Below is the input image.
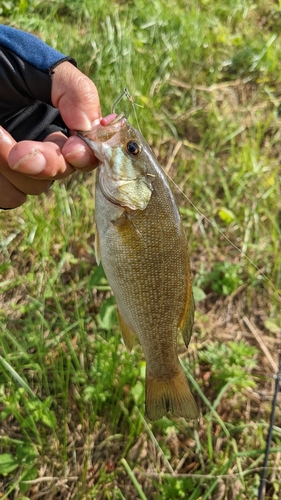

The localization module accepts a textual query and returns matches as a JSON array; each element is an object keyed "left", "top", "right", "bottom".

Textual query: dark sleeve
[{"left": 0, "top": 25, "right": 77, "bottom": 141}]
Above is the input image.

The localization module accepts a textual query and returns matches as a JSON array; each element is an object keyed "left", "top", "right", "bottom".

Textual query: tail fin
[{"left": 145, "top": 367, "right": 199, "bottom": 421}]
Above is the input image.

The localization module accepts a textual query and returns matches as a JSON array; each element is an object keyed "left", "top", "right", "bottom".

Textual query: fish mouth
[{"left": 77, "top": 113, "right": 126, "bottom": 143}]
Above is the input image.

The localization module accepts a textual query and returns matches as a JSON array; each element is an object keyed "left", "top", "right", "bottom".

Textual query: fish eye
[{"left": 126, "top": 140, "right": 141, "bottom": 156}]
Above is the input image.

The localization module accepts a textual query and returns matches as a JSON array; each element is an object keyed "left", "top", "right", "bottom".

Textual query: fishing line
[
  {"left": 166, "top": 172, "right": 279, "bottom": 297},
  {"left": 113, "top": 88, "right": 279, "bottom": 297},
  {"left": 165, "top": 140, "right": 281, "bottom": 500},
  {"left": 258, "top": 353, "right": 281, "bottom": 500},
  {"left": 112, "top": 87, "right": 143, "bottom": 133},
  {"left": 123, "top": 87, "right": 143, "bottom": 134},
  {"left": 110, "top": 89, "right": 280, "bottom": 496}
]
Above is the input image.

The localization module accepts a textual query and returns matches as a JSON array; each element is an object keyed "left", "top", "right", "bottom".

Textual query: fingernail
[
  {"left": 11, "top": 149, "right": 46, "bottom": 174},
  {"left": 64, "top": 147, "right": 91, "bottom": 168}
]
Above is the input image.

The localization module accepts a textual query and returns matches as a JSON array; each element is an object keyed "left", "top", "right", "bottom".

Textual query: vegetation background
[{"left": 0, "top": 0, "right": 281, "bottom": 498}]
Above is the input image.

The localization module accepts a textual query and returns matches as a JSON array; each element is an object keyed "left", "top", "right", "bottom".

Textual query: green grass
[{"left": 1, "top": 0, "right": 281, "bottom": 498}]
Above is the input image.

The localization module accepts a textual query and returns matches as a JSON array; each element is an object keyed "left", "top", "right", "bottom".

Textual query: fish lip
[{"left": 76, "top": 113, "right": 126, "bottom": 143}]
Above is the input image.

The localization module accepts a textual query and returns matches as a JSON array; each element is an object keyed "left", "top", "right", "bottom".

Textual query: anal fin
[
  {"left": 94, "top": 224, "right": 101, "bottom": 265},
  {"left": 117, "top": 309, "right": 137, "bottom": 351}
]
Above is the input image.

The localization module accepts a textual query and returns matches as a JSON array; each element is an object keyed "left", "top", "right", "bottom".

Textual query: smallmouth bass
[{"left": 79, "top": 114, "right": 198, "bottom": 420}]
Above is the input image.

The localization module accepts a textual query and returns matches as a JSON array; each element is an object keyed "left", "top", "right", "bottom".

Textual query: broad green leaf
[
  {"left": 193, "top": 286, "right": 206, "bottom": 302},
  {"left": 264, "top": 319, "right": 281, "bottom": 334},
  {"left": 0, "top": 453, "right": 19, "bottom": 475},
  {"left": 218, "top": 208, "right": 235, "bottom": 224}
]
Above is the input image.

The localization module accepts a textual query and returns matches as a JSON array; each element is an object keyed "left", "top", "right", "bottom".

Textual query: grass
[{"left": 1, "top": 0, "right": 281, "bottom": 498}]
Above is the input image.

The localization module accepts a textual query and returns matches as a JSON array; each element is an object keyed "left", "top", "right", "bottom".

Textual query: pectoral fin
[{"left": 117, "top": 309, "right": 137, "bottom": 351}]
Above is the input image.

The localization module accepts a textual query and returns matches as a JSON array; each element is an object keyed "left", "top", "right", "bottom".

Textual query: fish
[{"left": 78, "top": 114, "right": 199, "bottom": 420}]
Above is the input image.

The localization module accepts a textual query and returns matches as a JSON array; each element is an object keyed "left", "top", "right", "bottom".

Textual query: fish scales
[
  {"left": 100, "top": 191, "right": 186, "bottom": 371},
  {"left": 79, "top": 114, "right": 199, "bottom": 420}
]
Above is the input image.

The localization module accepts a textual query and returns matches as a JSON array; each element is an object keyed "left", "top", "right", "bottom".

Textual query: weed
[
  {"left": 198, "top": 340, "right": 258, "bottom": 393},
  {"left": 197, "top": 261, "right": 244, "bottom": 295},
  {"left": 1, "top": 1, "right": 281, "bottom": 498}
]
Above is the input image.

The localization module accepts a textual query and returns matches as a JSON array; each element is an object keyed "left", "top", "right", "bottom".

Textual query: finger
[
  {"left": 51, "top": 62, "right": 101, "bottom": 131},
  {"left": 62, "top": 135, "right": 99, "bottom": 172},
  {"left": 0, "top": 125, "right": 16, "bottom": 160},
  {"left": 3, "top": 132, "right": 74, "bottom": 196},
  {"left": 0, "top": 127, "right": 50, "bottom": 198},
  {"left": 0, "top": 127, "right": 71, "bottom": 195},
  {"left": 61, "top": 114, "right": 118, "bottom": 171},
  {"left": 8, "top": 132, "right": 74, "bottom": 179},
  {"left": 0, "top": 173, "right": 27, "bottom": 208}
]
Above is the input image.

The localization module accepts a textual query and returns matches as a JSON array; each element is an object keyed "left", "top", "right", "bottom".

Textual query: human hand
[{"left": 0, "top": 61, "right": 105, "bottom": 209}]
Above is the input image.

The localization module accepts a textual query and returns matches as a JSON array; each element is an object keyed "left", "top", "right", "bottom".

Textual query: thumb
[{"left": 51, "top": 61, "right": 101, "bottom": 131}]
